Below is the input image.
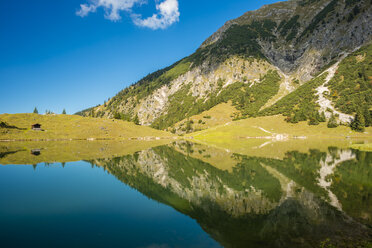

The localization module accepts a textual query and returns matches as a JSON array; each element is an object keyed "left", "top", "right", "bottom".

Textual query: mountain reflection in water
[
  {"left": 0, "top": 140, "right": 371, "bottom": 247},
  {"left": 89, "top": 141, "right": 372, "bottom": 248}
]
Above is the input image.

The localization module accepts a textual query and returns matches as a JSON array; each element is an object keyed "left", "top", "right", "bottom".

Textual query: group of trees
[
  {"left": 33, "top": 107, "right": 66, "bottom": 115},
  {"left": 189, "top": 20, "right": 277, "bottom": 67},
  {"left": 278, "top": 15, "right": 300, "bottom": 42},
  {"left": 113, "top": 112, "right": 140, "bottom": 125},
  {"left": 327, "top": 44, "right": 372, "bottom": 132},
  {"left": 261, "top": 73, "right": 327, "bottom": 124},
  {"left": 351, "top": 106, "right": 372, "bottom": 132}
]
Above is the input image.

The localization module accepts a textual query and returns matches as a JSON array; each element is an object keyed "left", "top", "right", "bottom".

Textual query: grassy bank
[
  {"left": 0, "top": 114, "right": 175, "bottom": 141},
  {"left": 188, "top": 115, "right": 372, "bottom": 157},
  {"left": 191, "top": 115, "right": 372, "bottom": 141},
  {"left": 350, "top": 143, "right": 372, "bottom": 152}
]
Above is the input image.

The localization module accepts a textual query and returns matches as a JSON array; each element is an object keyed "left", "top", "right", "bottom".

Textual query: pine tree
[
  {"left": 362, "top": 105, "right": 371, "bottom": 127},
  {"left": 186, "top": 120, "right": 193, "bottom": 133},
  {"left": 319, "top": 112, "right": 326, "bottom": 122},
  {"left": 114, "top": 112, "right": 121, "bottom": 120},
  {"left": 351, "top": 108, "right": 365, "bottom": 132},
  {"left": 33, "top": 107, "right": 38, "bottom": 114},
  {"left": 327, "top": 114, "right": 338, "bottom": 128},
  {"left": 62, "top": 109, "right": 66, "bottom": 115},
  {"left": 308, "top": 115, "right": 319, "bottom": 125},
  {"left": 288, "top": 113, "right": 299, "bottom": 123},
  {"left": 133, "top": 114, "right": 140, "bottom": 125}
]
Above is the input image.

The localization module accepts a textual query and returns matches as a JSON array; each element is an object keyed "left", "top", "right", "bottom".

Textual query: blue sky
[{"left": 0, "top": 0, "right": 280, "bottom": 114}]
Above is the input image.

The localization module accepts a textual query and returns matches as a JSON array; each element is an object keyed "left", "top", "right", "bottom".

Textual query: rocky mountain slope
[{"left": 78, "top": 0, "right": 372, "bottom": 132}]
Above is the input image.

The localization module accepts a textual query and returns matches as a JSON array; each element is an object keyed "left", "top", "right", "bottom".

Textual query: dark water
[{"left": 0, "top": 140, "right": 371, "bottom": 248}]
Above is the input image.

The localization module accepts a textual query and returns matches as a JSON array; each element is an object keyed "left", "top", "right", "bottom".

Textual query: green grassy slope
[
  {"left": 191, "top": 115, "right": 372, "bottom": 141},
  {"left": 0, "top": 114, "right": 174, "bottom": 141},
  {"left": 170, "top": 101, "right": 239, "bottom": 134}
]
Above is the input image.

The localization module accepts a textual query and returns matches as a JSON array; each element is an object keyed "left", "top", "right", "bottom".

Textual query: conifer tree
[
  {"left": 319, "top": 112, "right": 326, "bottom": 122},
  {"left": 327, "top": 114, "right": 338, "bottom": 128},
  {"left": 133, "top": 114, "right": 140, "bottom": 125},
  {"left": 351, "top": 108, "right": 365, "bottom": 132},
  {"left": 186, "top": 120, "right": 193, "bottom": 133},
  {"left": 362, "top": 105, "right": 371, "bottom": 127},
  {"left": 33, "top": 107, "right": 38, "bottom": 114},
  {"left": 308, "top": 114, "right": 319, "bottom": 125},
  {"left": 62, "top": 109, "right": 66, "bottom": 115}
]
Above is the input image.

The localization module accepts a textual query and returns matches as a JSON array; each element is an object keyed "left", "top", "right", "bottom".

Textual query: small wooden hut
[{"left": 31, "top": 123, "right": 42, "bottom": 131}]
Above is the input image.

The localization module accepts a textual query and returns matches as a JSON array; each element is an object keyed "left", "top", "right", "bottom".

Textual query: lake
[{"left": 0, "top": 139, "right": 371, "bottom": 248}]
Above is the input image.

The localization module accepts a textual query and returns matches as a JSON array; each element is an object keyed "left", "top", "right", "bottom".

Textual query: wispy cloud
[
  {"left": 77, "top": 0, "right": 179, "bottom": 29},
  {"left": 76, "top": 0, "right": 142, "bottom": 21}
]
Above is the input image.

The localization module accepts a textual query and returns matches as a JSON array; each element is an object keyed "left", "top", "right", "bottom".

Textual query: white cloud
[
  {"left": 77, "top": 0, "right": 179, "bottom": 29},
  {"left": 77, "top": 0, "right": 141, "bottom": 21},
  {"left": 132, "top": 0, "right": 180, "bottom": 29}
]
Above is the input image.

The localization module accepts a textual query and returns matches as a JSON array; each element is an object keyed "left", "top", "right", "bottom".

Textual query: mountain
[{"left": 77, "top": 0, "right": 372, "bottom": 133}]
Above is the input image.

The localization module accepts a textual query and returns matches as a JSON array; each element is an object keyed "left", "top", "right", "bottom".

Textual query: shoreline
[{"left": 0, "top": 136, "right": 178, "bottom": 142}]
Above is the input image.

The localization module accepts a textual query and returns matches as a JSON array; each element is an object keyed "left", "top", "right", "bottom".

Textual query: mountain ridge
[{"left": 78, "top": 0, "right": 372, "bottom": 133}]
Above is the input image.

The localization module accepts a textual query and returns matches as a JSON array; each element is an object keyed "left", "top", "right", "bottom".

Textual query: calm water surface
[{"left": 0, "top": 140, "right": 371, "bottom": 248}]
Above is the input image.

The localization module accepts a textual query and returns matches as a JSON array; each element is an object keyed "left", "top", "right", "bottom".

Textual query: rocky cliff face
[
  {"left": 136, "top": 58, "right": 276, "bottom": 125},
  {"left": 78, "top": 0, "right": 372, "bottom": 130}
]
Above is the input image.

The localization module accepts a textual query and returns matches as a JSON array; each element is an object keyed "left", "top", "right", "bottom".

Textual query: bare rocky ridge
[{"left": 204, "top": 0, "right": 372, "bottom": 81}]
